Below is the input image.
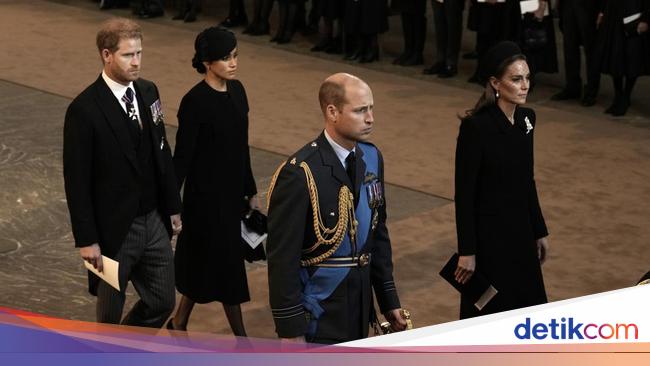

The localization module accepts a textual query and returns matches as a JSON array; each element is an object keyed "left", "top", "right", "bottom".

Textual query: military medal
[
  {"left": 366, "top": 178, "right": 384, "bottom": 230},
  {"left": 149, "top": 99, "right": 164, "bottom": 125}
]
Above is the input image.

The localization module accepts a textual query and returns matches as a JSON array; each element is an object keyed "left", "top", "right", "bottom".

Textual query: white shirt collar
[
  {"left": 324, "top": 129, "right": 356, "bottom": 169},
  {"left": 102, "top": 70, "right": 138, "bottom": 114}
]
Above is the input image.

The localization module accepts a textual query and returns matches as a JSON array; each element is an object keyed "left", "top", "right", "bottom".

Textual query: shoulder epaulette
[{"left": 288, "top": 140, "right": 320, "bottom": 166}]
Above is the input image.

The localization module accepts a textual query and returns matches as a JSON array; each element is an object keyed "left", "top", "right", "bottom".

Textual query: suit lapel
[
  {"left": 316, "top": 133, "right": 352, "bottom": 189},
  {"left": 93, "top": 76, "right": 139, "bottom": 172},
  {"left": 134, "top": 80, "right": 166, "bottom": 174}
]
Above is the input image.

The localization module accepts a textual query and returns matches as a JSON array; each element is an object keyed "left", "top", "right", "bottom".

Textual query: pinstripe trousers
[{"left": 96, "top": 210, "right": 175, "bottom": 328}]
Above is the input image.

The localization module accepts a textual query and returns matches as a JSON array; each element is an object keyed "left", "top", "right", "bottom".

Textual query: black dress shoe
[
  {"left": 276, "top": 34, "right": 293, "bottom": 44},
  {"left": 605, "top": 95, "right": 621, "bottom": 114},
  {"left": 344, "top": 48, "right": 362, "bottom": 61},
  {"left": 581, "top": 94, "right": 596, "bottom": 107},
  {"left": 184, "top": 11, "right": 197, "bottom": 22},
  {"left": 311, "top": 39, "right": 331, "bottom": 52},
  {"left": 462, "top": 51, "right": 478, "bottom": 60},
  {"left": 323, "top": 38, "right": 341, "bottom": 54},
  {"left": 467, "top": 73, "right": 482, "bottom": 84},
  {"left": 393, "top": 53, "right": 408, "bottom": 65},
  {"left": 220, "top": 16, "right": 248, "bottom": 28},
  {"left": 138, "top": 9, "right": 164, "bottom": 19},
  {"left": 610, "top": 95, "right": 630, "bottom": 116},
  {"left": 400, "top": 53, "right": 423, "bottom": 66},
  {"left": 423, "top": 62, "right": 445, "bottom": 75},
  {"left": 248, "top": 23, "right": 270, "bottom": 36},
  {"left": 438, "top": 65, "right": 458, "bottom": 78},
  {"left": 551, "top": 89, "right": 581, "bottom": 101},
  {"left": 359, "top": 47, "right": 379, "bottom": 63}
]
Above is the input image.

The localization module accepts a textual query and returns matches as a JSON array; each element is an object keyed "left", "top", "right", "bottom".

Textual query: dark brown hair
[{"left": 460, "top": 54, "right": 527, "bottom": 120}]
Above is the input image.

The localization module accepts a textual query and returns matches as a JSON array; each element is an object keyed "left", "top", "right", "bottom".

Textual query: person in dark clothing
[
  {"left": 244, "top": 0, "right": 274, "bottom": 35},
  {"left": 271, "top": 0, "right": 306, "bottom": 44},
  {"left": 64, "top": 17, "right": 182, "bottom": 327},
  {"left": 394, "top": 0, "right": 426, "bottom": 66},
  {"left": 512, "top": 0, "right": 558, "bottom": 87},
  {"left": 311, "top": 0, "right": 345, "bottom": 54},
  {"left": 343, "top": 0, "right": 389, "bottom": 63},
  {"left": 173, "top": 0, "right": 199, "bottom": 22},
  {"left": 552, "top": 0, "right": 602, "bottom": 106},
  {"left": 134, "top": 0, "right": 165, "bottom": 19},
  {"left": 455, "top": 41, "right": 549, "bottom": 319},
  {"left": 267, "top": 73, "right": 407, "bottom": 343},
  {"left": 220, "top": 0, "right": 249, "bottom": 27},
  {"left": 593, "top": 0, "right": 650, "bottom": 116},
  {"left": 167, "top": 27, "right": 259, "bottom": 336},
  {"left": 467, "top": 0, "right": 511, "bottom": 84},
  {"left": 423, "top": 0, "right": 464, "bottom": 77}
]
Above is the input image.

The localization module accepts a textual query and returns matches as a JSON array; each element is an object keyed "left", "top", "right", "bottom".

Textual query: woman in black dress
[
  {"left": 454, "top": 41, "right": 549, "bottom": 319},
  {"left": 512, "top": 0, "right": 559, "bottom": 83},
  {"left": 594, "top": 0, "right": 650, "bottom": 116},
  {"left": 168, "top": 27, "right": 258, "bottom": 335}
]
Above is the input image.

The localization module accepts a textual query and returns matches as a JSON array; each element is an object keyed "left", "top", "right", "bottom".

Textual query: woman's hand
[
  {"left": 533, "top": 1, "right": 547, "bottom": 21},
  {"left": 537, "top": 236, "right": 549, "bottom": 264},
  {"left": 455, "top": 255, "right": 476, "bottom": 284},
  {"left": 596, "top": 13, "right": 604, "bottom": 29}
]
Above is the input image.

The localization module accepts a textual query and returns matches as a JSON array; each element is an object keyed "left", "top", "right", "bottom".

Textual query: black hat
[
  {"left": 193, "top": 26, "right": 237, "bottom": 63},
  {"left": 480, "top": 41, "right": 523, "bottom": 81}
]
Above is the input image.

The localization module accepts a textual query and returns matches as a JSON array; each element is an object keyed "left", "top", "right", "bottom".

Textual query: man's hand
[
  {"left": 384, "top": 309, "right": 408, "bottom": 332},
  {"left": 638, "top": 21, "right": 648, "bottom": 34},
  {"left": 248, "top": 195, "right": 261, "bottom": 211},
  {"left": 171, "top": 214, "right": 182, "bottom": 236},
  {"left": 80, "top": 243, "right": 103, "bottom": 273},
  {"left": 537, "top": 236, "right": 549, "bottom": 264},
  {"left": 455, "top": 255, "right": 476, "bottom": 284}
]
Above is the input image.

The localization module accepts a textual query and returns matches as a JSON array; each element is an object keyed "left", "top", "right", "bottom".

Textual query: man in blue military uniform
[{"left": 266, "top": 73, "right": 408, "bottom": 344}]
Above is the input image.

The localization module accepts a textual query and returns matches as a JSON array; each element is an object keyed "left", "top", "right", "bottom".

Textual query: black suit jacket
[
  {"left": 267, "top": 132, "right": 400, "bottom": 342},
  {"left": 63, "top": 75, "right": 181, "bottom": 293}
]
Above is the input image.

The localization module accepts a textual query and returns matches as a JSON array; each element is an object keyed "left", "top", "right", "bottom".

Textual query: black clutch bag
[
  {"left": 439, "top": 253, "right": 498, "bottom": 311},
  {"left": 522, "top": 17, "right": 548, "bottom": 51},
  {"left": 624, "top": 18, "right": 641, "bottom": 38},
  {"left": 241, "top": 209, "right": 267, "bottom": 263}
]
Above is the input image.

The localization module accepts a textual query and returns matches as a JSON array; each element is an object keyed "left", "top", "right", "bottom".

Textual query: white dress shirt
[
  {"left": 324, "top": 129, "right": 356, "bottom": 170},
  {"left": 102, "top": 70, "right": 141, "bottom": 120}
]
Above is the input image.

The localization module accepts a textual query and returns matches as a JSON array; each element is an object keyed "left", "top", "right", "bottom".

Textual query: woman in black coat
[
  {"left": 168, "top": 27, "right": 258, "bottom": 335},
  {"left": 594, "top": 0, "right": 650, "bottom": 116},
  {"left": 454, "top": 41, "right": 549, "bottom": 319},
  {"left": 512, "top": 0, "right": 559, "bottom": 80}
]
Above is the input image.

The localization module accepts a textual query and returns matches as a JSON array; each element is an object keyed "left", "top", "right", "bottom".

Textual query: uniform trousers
[
  {"left": 432, "top": 0, "right": 464, "bottom": 67},
  {"left": 560, "top": 1, "right": 600, "bottom": 94}
]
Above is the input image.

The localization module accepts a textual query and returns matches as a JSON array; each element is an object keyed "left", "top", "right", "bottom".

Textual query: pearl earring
[{"left": 496, "top": 90, "right": 500, "bottom": 98}]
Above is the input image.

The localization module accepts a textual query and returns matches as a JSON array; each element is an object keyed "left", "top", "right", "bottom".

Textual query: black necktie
[
  {"left": 121, "top": 87, "right": 141, "bottom": 130},
  {"left": 346, "top": 151, "right": 356, "bottom": 191}
]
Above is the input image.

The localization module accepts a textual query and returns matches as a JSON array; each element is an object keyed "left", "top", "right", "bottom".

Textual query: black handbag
[
  {"left": 522, "top": 17, "right": 548, "bottom": 51},
  {"left": 241, "top": 209, "right": 267, "bottom": 263}
]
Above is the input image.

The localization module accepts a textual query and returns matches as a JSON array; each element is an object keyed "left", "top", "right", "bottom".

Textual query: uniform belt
[{"left": 308, "top": 253, "right": 371, "bottom": 268}]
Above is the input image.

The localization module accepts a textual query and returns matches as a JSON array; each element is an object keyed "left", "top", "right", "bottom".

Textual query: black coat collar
[{"left": 315, "top": 132, "right": 366, "bottom": 194}]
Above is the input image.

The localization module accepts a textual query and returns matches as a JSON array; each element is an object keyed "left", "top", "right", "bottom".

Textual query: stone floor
[{"left": 1, "top": 0, "right": 649, "bottom": 340}]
